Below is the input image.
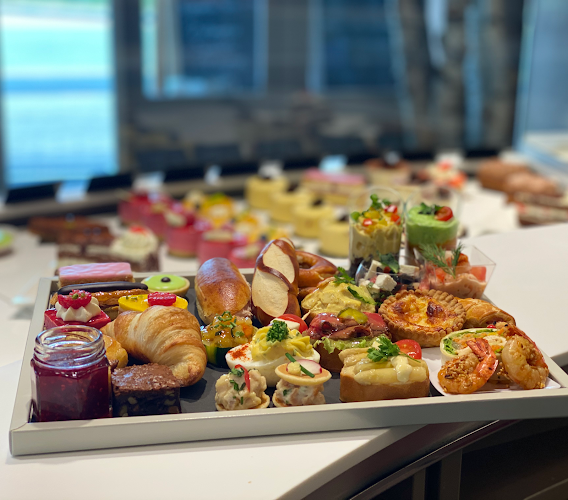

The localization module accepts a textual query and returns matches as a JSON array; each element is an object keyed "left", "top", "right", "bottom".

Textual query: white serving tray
[{"left": 9, "top": 272, "right": 568, "bottom": 456}]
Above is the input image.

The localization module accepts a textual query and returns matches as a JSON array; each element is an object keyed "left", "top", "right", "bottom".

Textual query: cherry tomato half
[
  {"left": 277, "top": 314, "right": 308, "bottom": 333},
  {"left": 362, "top": 218, "right": 374, "bottom": 227},
  {"left": 469, "top": 266, "right": 487, "bottom": 281},
  {"left": 385, "top": 204, "right": 398, "bottom": 213},
  {"left": 395, "top": 339, "right": 422, "bottom": 360},
  {"left": 390, "top": 214, "right": 401, "bottom": 224},
  {"left": 435, "top": 206, "right": 453, "bottom": 222}
]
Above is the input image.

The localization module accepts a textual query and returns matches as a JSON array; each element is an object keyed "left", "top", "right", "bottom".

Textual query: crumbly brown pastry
[
  {"left": 459, "top": 298, "right": 516, "bottom": 329},
  {"left": 379, "top": 289, "right": 465, "bottom": 347}
]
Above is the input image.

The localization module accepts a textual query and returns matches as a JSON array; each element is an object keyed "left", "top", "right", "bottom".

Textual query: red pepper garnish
[
  {"left": 362, "top": 218, "right": 373, "bottom": 227},
  {"left": 235, "top": 364, "right": 250, "bottom": 392},
  {"left": 385, "top": 204, "right": 398, "bottom": 213}
]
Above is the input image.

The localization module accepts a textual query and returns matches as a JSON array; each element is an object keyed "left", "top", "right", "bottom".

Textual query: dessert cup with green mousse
[
  {"left": 405, "top": 202, "right": 459, "bottom": 255},
  {"left": 348, "top": 188, "right": 403, "bottom": 275}
]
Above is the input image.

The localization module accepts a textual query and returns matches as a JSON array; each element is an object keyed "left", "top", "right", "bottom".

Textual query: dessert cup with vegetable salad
[{"left": 348, "top": 188, "right": 403, "bottom": 275}]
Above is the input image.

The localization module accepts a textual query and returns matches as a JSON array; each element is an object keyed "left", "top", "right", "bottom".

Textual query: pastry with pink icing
[
  {"left": 197, "top": 229, "right": 247, "bottom": 263},
  {"left": 139, "top": 193, "right": 175, "bottom": 239},
  {"left": 58, "top": 262, "right": 134, "bottom": 288},
  {"left": 165, "top": 206, "right": 210, "bottom": 258},
  {"left": 229, "top": 242, "right": 263, "bottom": 269}
]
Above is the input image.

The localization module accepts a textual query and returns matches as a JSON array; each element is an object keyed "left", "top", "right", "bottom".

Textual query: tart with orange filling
[{"left": 379, "top": 289, "right": 465, "bottom": 347}]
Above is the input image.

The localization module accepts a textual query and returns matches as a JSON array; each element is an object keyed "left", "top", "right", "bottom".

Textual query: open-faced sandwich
[
  {"left": 339, "top": 336, "right": 429, "bottom": 402},
  {"left": 307, "top": 309, "right": 390, "bottom": 373}
]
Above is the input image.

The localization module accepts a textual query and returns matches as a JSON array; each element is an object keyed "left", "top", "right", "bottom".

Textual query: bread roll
[
  {"left": 251, "top": 238, "right": 301, "bottom": 326},
  {"left": 195, "top": 258, "right": 251, "bottom": 325}
]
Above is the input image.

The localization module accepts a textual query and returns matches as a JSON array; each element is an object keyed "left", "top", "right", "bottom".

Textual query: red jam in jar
[{"left": 30, "top": 325, "right": 110, "bottom": 422}]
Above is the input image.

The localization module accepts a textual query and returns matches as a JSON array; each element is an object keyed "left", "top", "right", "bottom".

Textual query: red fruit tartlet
[{"left": 44, "top": 290, "right": 111, "bottom": 330}]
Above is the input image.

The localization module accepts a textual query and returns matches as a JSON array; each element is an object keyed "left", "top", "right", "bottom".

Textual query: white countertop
[{"left": 2, "top": 189, "right": 567, "bottom": 499}]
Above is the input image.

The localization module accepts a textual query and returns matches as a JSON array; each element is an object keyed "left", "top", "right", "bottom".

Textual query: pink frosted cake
[
  {"left": 139, "top": 194, "right": 174, "bottom": 239},
  {"left": 197, "top": 229, "right": 247, "bottom": 263},
  {"left": 118, "top": 192, "right": 152, "bottom": 225},
  {"left": 229, "top": 242, "right": 262, "bottom": 269},
  {"left": 166, "top": 207, "right": 211, "bottom": 258},
  {"left": 58, "top": 262, "right": 134, "bottom": 287},
  {"left": 301, "top": 168, "right": 366, "bottom": 205}
]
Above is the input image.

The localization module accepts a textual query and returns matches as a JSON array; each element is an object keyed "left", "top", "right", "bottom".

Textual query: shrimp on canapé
[
  {"left": 438, "top": 338, "right": 498, "bottom": 394},
  {"left": 501, "top": 325, "right": 548, "bottom": 390}
]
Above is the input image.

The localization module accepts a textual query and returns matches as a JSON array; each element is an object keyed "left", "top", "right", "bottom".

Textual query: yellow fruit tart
[
  {"left": 379, "top": 289, "right": 465, "bottom": 347},
  {"left": 118, "top": 292, "right": 188, "bottom": 313}
]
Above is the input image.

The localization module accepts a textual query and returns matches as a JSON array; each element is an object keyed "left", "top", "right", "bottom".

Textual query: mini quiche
[{"left": 379, "top": 289, "right": 465, "bottom": 347}]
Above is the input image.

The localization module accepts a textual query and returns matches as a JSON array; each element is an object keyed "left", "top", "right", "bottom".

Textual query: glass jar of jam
[{"left": 31, "top": 325, "right": 110, "bottom": 422}]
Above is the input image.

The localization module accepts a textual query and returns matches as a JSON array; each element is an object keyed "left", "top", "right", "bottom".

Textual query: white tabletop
[{"left": 2, "top": 193, "right": 568, "bottom": 499}]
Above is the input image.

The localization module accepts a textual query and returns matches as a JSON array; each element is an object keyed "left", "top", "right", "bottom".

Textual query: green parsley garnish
[
  {"left": 266, "top": 320, "right": 290, "bottom": 343},
  {"left": 230, "top": 380, "right": 240, "bottom": 392},
  {"left": 367, "top": 336, "right": 403, "bottom": 362},
  {"left": 376, "top": 253, "right": 400, "bottom": 273},
  {"left": 347, "top": 286, "right": 377, "bottom": 305},
  {"left": 283, "top": 389, "right": 289, "bottom": 397},
  {"left": 240, "top": 397, "right": 244, "bottom": 405},
  {"left": 240, "top": 382, "right": 246, "bottom": 391},
  {"left": 284, "top": 352, "right": 315, "bottom": 377},
  {"left": 370, "top": 194, "right": 391, "bottom": 210},
  {"left": 419, "top": 242, "right": 464, "bottom": 278},
  {"left": 230, "top": 367, "right": 244, "bottom": 378},
  {"left": 417, "top": 202, "right": 442, "bottom": 216},
  {"left": 334, "top": 267, "right": 355, "bottom": 285}
]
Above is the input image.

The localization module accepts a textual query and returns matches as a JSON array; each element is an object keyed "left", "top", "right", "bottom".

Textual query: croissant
[
  {"left": 102, "top": 306, "right": 206, "bottom": 386},
  {"left": 103, "top": 334, "right": 128, "bottom": 370},
  {"left": 459, "top": 298, "right": 516, "bottom": 329}
]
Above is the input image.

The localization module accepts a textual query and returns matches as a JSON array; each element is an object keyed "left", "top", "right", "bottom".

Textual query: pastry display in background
[
  {"left": 292, "top": 199, "right": 335, "bottom": 238},
  {"left": 365, "top": 155, "right": 411, "bottom": 187},
  {"left": 425, "top": 159, "right": 467, "bottom": 191},
  {"left": 139, "top": 194, "right": 174, "bottom": 239},
  {"left": 44, "top": 289, "right": 111, "bottom": 330},
  {"left": 50, "top": 281, "right": 149, "bottom": 320},
  {"left": 245, "top": 174, "right": 289, "bottom": 210},
  {"left": 251, "top": 238, "right": 301, "bottom": 326},
  {"left": 379, "top": 289, "right": 465, "bottom": 347},
  {"left": 339, "top": 336, "right": 430, "bottom": 402},
  {"left": 142, "top": 274, "right": 190, "bottom": 296},
  {"left": 197, "top": 229, "right": 247, "bottom": 263},
  {"left": 512, "top": 191, "right": 568, "bottom": 226},
  {"left": 199, "top": 193, "right": 235, "bottom": 227},
  {"left": 348, "top": 191, "right": 403, "bottom": 275},
  {"left": 112, "top": 364, "right": 181, "bottom": 417},
  {"left": 233, "top": 210, "right": 263, "bottom": 244},
  {"left": 109, "top": 225, "right": 160, "bottom": 272},
  {"left": 405, "top": 203, "right": 459, "bottom": 254},
  {"left": 229, "top": 242, "right": 263, "bottom": 269},
  {"left": 201, "top": 311, "right": 255, "bottom": 367},
  {"left": 273, "top": 359, "right": 331, "bottom": 407},
  {"left": 102, "top": 306, "right": 207, "bottom": 387},
  {"left": 215, "top": 365, "right": 270, "bottom": 411},
  {"left": 301, "top": 276, "right": 376, "bottom": 324},
  {"left": 318, "top": 214, "right": 350, "bottom": 258},
  {"left": 0, "top": 227, "right": 14, "bottom": 257},
  {"left": 502, "top": 171, "right": 562, "bottom": 198},
  {"left": 270, "top": 185, "right": 313, "bottom": 223},
  {"left": 195, "top": 257, "right": 252, "bottom": 325},
  {"left": 103, "top": 334, "right": 128, "bottom": 370},
  {"left": 58, "top": 262, "right": 134, "bottom": 288},
  {"left": 118, "top": 292, "right": 188, "bottom": 313},
  {"left": 459, "top": 298, "right": 516, "bottom": 329},
  {"left": 165, "top": 205, "right": 206, "bottom": 258},
  {"left": 477, "top": 157, "right": 530, "bottom": 192},
  {"left": 56, "top": 226, "right": 114, "bottom": 268},
  {"left": 28, "top": 215, "right": 108, "bottom": 243},
  {"left": 418, "top": 244, "right": 495, "bottom": 300},
  {"left": 300, "top": 168, "right": 366, "bottom": 206},
  {"left": 118, "top": 191, "right": 152, "bottom": 225},
  {"left": 307, "top": 310, "right": 390, "bottom": 373},
  {"left": 225, "top": 320, "right": 320, "bottom": 387}
]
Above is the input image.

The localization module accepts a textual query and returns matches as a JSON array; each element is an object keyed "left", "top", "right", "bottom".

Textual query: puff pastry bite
[
  {"left": 379, "top": 289, "right": 465, "bottom": 347},
  {"left": 459, "top": 298, "right": 516, "bottom": 329}
]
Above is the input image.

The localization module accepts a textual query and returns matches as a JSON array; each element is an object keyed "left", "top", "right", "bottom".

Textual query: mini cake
[
  {"left": 293, "top": 199, "right": 335, "bottom": 238},
  {"left": 118, "top": 191, "right": 152, "bottom": 225},
  {"left": 110, "top": 225, "right": 160, "bottom": 272},
  {"left": 140, "top": 195, "right": 174, "bottom": 240},
  {"left": 199, "top": 193, "right": 235, "bottom": 228},
  {"left": 270, "top": 186, "right": 313, "bottom": 223},
  {"left": 165, "top": 206, "right": 205, "bottom": 258},
  {"left": 319, "top": 214, "right": 349, "bottom": 257},
  {"left": 112, "top": 363, "right": 181, "bottom": 417},
  {"left": 405, "top": 203, "right": 459, "bottom": 254},
  {"left": 426, "top": 160, "right": 467, "bottom": 191},
  {"left": 118, "top": 292, "right": 188, "bottom": 313},
  {"left": 229, "top": 242, "right": 262, "bottom": 269},
  {"left": 58, "top": 262, "right": 134, "bottom": 287},
  {"left": 142, "top": 274, "right": 190, "bottom": 296},
  {"left": 57, "top": 226, "right": 114, "bottom": 268},
  {"left": 234, "top": 211, "right": 262, "bottom": 243},
  {"left": 301, "top": 168, "right": 366, "bottom": 206},
  {"left": 245, "top": 174, "right": 289, "bottom": 210},
  {"left": 197, "top": 229, "right": 247, "bottom": 263},
  {"left": 365, "top": 156, "right": 411, "bottom": 187},
  {"left": 44, "top": 290, "right": 111, "bottom": 330},
  {"left": 28, "top": 215, "right": 108, "bottom": 243}
]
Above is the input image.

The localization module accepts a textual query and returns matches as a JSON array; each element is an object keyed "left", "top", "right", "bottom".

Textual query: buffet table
[{"left": 1, "top": 217, "right": 568, "bottom": 499}]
